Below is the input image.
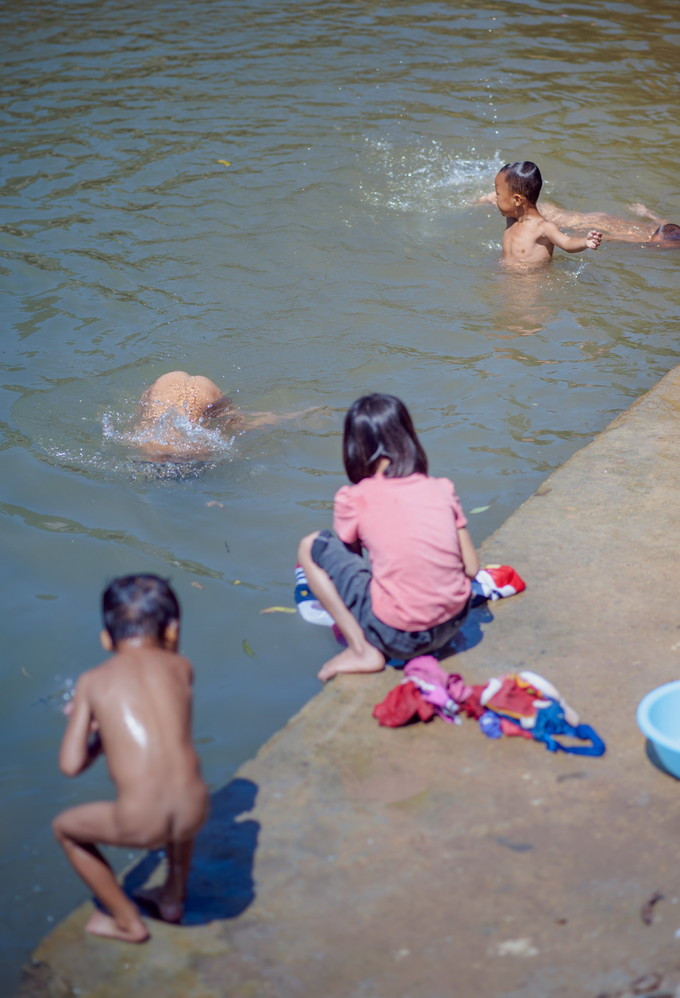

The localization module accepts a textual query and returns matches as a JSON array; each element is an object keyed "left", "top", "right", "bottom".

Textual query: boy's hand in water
[{"left": 586, "top": 229, "right": 602, "bottom": 250}]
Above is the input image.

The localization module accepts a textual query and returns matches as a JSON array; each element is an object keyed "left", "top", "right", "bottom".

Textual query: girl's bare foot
[
  {"left": 134, "top": 886, "right": 184, "bottom": 923},
  {"left": 318, "top": 645, "right": 386, "bottom": 682},
  {"left": 85, "top": 909, "right": 149, "bottom": 943}
]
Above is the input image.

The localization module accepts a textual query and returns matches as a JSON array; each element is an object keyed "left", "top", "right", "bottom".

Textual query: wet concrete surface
[{"left": 19, "top": 366, "right": 680, "bottom": 998}]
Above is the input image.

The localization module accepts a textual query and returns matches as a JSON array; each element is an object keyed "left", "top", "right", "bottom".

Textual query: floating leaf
[
  {"left": 260, "top": 606, "right": 296, "bottom": 614},
  {"left": 469, "top": 505, "right": 490, "bottom": 514},
  {"left": 242, "top": 639, "right": 255, "bottom": 657},
  {"left": 217, "top": 159, "right": 231, "bottom": 166},
  {"left": 231, "top": 579, "right": 241, "bottom": 585},
  {"left": 191, "top": 581, "right": 204, "bottom": 590}
]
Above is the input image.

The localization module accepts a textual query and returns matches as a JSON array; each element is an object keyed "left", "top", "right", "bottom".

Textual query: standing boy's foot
[
  {"left": 134, "top": 886, "right": 184, "bottom": 923},
  {"left": 85, "top": 909, "right": 150, "bottom": 943}
]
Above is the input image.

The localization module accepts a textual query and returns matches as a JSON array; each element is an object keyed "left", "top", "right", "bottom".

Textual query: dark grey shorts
[{"left": 311, "top": 529, "right": 470, "bottom": 660}]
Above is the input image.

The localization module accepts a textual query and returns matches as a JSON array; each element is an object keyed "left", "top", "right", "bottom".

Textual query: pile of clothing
[{"left": 373, "top": 657, "right": 605, "bottom": 757}]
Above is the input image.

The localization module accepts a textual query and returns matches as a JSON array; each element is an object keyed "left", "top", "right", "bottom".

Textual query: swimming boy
[
  {"left": 134, "top": 370, "right": 311, "bottom": 461},
  {"left": 53, "top": 574, "right": 209, "bottom": 942},
  {"left": 492, "top": 161, "right": 602, "bottom": 266},
  {"left": 522, "top": 200, "right": 680, "bottom": 247},
  {"left": 134, "top": 371, "right": 244, "bottom": 460}
]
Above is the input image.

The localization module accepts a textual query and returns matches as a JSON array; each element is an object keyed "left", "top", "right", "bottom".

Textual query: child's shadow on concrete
[
  {"left": 122, "top": 777, "right": 259, "bottom": 925},
  {"left": 444, "top": 602, "right": 494, "bottom": 656}
]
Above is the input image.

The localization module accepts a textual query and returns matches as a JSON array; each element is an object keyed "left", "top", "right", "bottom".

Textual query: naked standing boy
[{"left": 53, "top": 574, "right": 209, "bottom": 942}]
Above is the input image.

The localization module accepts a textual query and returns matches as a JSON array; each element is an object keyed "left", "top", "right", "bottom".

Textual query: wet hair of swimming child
[
  {"left": 498, "top": 161, "right": 543, "bottom": 205},
  {"left": 342, "top": 393, "right": 428, "bottom": 484},
  {"left": 653, "top": 223, "right": 680, "bottom": 242},
  {"left": 102, "top": 574, "right": 180, "bottom": 647}
]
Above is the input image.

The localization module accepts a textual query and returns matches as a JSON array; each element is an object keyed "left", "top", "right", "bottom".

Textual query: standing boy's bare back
[{"left": 53, "top": 575, "right": 209, "bottom": 943}]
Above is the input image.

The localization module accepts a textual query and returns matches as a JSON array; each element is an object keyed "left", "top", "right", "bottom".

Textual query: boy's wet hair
[
  {"left": 652, "top": 223, "right": 680, "bottom": 242},
  {"left": 203, "top": 395, "right": 235, "bottom": 419},
  {"left": 343, "top": 393, "right": 428, "bottom": 484},
  {"left": 102, "top": 574, "right": 180, "bottom": 646},
  {"left": 499, "top": 161, "right": 542, "bottom": 204}
]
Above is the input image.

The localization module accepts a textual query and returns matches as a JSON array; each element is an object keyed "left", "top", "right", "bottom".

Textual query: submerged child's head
[
  {"left": 102, "top": 574, "right": 180, "bottom": 649},
  {"left": 495, "top": 161, "right": 543, "bottom": 210},
  {"left": 650, "top": 222, "right": 680, "bottom": 245},
  {"left": 343, "top": 394, "right": 428, "bottom": 484}
]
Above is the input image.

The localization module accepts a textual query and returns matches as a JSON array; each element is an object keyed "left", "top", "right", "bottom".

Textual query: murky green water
[{"left": 1, "top": 0, "right": 678, "bottom": 985}]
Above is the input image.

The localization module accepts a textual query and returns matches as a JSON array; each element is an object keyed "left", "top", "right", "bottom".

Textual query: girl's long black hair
[{"left": 342, "top": 394, "right": 428, "bottom": 484}]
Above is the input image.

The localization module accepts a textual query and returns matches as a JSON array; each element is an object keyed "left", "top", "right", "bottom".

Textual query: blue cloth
[
  {"left": 479, "top": 710, "right": 503, "bottom": 739},
  {"left": 531, "top": 700, "right": 605, "bottom": 757}
]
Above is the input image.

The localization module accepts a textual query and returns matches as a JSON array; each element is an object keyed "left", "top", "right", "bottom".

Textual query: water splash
[
  {"left": 35, "top": 676, "right": 76, "bottom": 713},
  {"left": 102, "top": 406, "right": 238, "bottom": 480},
  {"left": 361, "top": 139, "right": 502, "bottom": 213},
  {"left": 12, "top": 387, "right": 239, "bottom": 483}
]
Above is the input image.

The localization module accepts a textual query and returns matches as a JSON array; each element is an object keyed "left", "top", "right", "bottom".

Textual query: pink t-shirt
[{"left": 333, "top": 473, "right": 471, "bottom": 631}]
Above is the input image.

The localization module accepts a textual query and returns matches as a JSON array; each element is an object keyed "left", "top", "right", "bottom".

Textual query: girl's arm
[{"left": 457, "top": 527, "right": 480, "bottom": 579}]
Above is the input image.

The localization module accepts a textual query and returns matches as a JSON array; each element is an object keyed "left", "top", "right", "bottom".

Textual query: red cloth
[
  {"left": 488, "top": 564, "right": 526, "bottom": 595},
  {"left": 485, "top": 676, "right": 539, "bottom": 720},
  {"left": 499, "top": 718, "right": 534, "bottom": 739},
  {"left": 459, "top": 685, "right": 487, "bottom": 719},
  {"left": 372, "top": 681, "right": 436, "bottom": 727}
]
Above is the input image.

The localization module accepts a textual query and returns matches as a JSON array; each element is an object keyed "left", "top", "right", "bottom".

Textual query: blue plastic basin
[{"left": 637, "top": 680, "right": 680, "bottom": 779}]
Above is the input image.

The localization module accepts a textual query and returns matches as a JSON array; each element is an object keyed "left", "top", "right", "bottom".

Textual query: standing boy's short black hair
[
  {"left": 102, "top": 574, "right": 180, "bottom": 646},
  {"left": 342, "top": 394, "right": 428, "bottom": 484},
  {"left": 499, "top": 161, "right": 543, "bottom": 204}
]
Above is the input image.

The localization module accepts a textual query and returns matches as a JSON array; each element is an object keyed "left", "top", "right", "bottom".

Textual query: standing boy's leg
[
  {"left": 53, "top": 802, "right": 149, "bottom": 942},
  {"left": 135, "top": 839, "right": 194, "bottom": 923}
]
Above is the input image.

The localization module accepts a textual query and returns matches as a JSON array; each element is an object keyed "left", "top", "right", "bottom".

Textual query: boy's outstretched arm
[
  {"left": 544, "top": 221, "right": 602, "bottom": 253},
  {"left": 59, "top": 677, "right": 102, "bottom": 777}
]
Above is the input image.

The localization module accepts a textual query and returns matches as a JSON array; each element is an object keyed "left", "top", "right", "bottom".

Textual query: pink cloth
[
  {"left": 333, "top": 473, "right": 471, "bottom": 631},
  {"left": 404, "top": 655, "right": 473, "bottom": 723}
]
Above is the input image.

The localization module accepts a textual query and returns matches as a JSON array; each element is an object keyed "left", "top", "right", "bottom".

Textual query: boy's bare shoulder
[
  {"left": 530, "top": 212, "right": 567, "bottom": 246},
  {"left": 86, "top": 649, "right": 194, "bottom": 692}
]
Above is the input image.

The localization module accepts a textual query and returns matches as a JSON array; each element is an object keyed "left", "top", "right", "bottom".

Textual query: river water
[{"left": 1, "top": 0, "right": 678, "bottom": 986}]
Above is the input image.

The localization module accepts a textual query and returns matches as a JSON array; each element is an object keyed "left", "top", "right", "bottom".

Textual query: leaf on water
[
  {"left": 231, "top": 579, "right": 241, "bottom": 585},
  {"left": 217, "top": 160, "right": 231, "bottom": 166},
  {"left": 469, "top": 505, "right": 490, "bottom": 514},
  {"left": 191, "top": 581, "right": 204, "bottom": 589},
  {"left": 260, "top": 606, "right": 296, "bottom": 614},
  {"left": 242, "top": 639, "right": 255, "bottom": 657}
]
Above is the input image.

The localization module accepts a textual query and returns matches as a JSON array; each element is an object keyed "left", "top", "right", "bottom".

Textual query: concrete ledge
[{"left": 21, "top": 366, "right": 680, "bottom": 998}]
